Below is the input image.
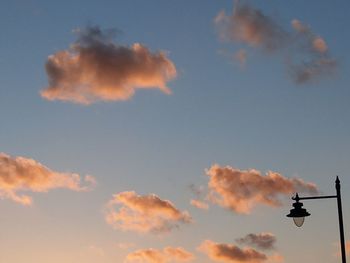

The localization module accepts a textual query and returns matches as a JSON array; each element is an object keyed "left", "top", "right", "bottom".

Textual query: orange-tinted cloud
[
  {"left": 215, "top": 3, "right": 337, "bottom": 84},
  {"left": 104, "top": 191, "right": 192, "bottom": 234},
  {"left": 206, "top": 165, "right": 317, "bottom": 214},
  {"left": 126, "top": 247, "right": 194, "bottom": 263},
  {"left": 289, "top": 19, "right": 337, "bottom": 84},
  {"left": 236, "top": 233, "right": 276, "bottom": 250},
  {"left": 189, "top": 184, "right": 209, "bottom": 210},
  {"left": 198, "top": 240, "right": 267, "bottom": 263},
  {"left": 190, "top": 199, "right": 209, "bottom": 210},
  {"left": 334, "top": 240, "right": 350, "bottom": 257},
  {"left": 0, "top": 152, "right": 96, "bottom": 205},
  {"left": 215, "top": 5, "right": 287, "bottom": 51},
  {"left": 41, "top": 26, "right": 177, "bottom": 104}
]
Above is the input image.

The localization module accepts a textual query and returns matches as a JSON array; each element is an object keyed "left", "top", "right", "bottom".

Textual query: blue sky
[{"left": 0, "top": 1, "right": 350, "bottom": 262}]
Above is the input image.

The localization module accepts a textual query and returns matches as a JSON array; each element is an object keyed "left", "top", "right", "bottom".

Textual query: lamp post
[{"left": 287, "top": 176, "right": 347, "bottom": 263}]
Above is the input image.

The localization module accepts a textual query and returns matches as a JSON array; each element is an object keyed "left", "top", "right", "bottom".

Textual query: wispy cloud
[
  {"left": 0, "top": 152, "right": 95, "bottom": 205},
  {"left": 206, "top": 164, "right": 317, "bottom": 214},
  {"left": 215, "top": 5, "right": 287, "bottom": 51},
  {"left": 126, "top": 247, "right": 194, "bottom": 263},
  {"left": 190, "top": 199, "right": 209, "bottom": 210},
  {"left": 215, "top": 3, "right": 337, "bottom": 84},
  {"left": 198, "top": 240, "right": 267, "bottom": 263},
  {"left": 41, "top": 25, "right": 177, "bottom": 104},
  {"left": 189, "top": 184, "right": 209, "bottom": 210},
  {"left": 236, "top": 233, "right": 276, "bottom": 251},
  {"left": 104, "top": 191, "right": 192, "bottom": 234}
]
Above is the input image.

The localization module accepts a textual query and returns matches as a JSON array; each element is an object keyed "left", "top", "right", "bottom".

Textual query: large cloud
[
  {"left": 236, "top": 233, "right": 276, "bottom": 251},
  {"left": 198, "top": 240, "right": 267, "bottom": 263},
  {"left": 104, "top": 191, "right": 192, "bottom": 234},
  {"left": 0, "top": 152, "right": 96, "bottom": 205},
  {"left": 126, "top": 247, "right": 194, "bottom": 263},
  {"left": 206, "top": 165, "right": 317, "bottom": 214},
  {"left": 41, "top": 26, "right": 177, "bottom": 104},
  {"left": 215, "top": 3, "right": 337, "bottom": 84}
]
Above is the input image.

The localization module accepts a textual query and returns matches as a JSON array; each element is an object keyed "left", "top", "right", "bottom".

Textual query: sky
[{"left": 0, "top": 0, "right": 350, "bottom": 262}]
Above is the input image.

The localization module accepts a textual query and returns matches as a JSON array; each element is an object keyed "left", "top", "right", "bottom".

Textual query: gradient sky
[{"left": 1, "top": 0, "right": 350, "bottom": 262}]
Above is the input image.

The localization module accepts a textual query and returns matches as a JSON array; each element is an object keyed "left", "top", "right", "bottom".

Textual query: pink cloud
[
  {"left": 0, "top": 152, "right": 96, "bottom": 205},
  {"left": 236, "top": 233, "right": 276, "bottom": 251},
  {"left": 41, "top": 26, "right": 177, "bottom": 104},
  {"left": 104, "top": 191, "right": 192, "bottom": 234},
  {"left": 198, "top": 240, "right": 267, "bottom": 263},
  {"left": 215, "top": 3, "right": 337, "bottom": 84},
  {"left": 126, "top": 247, "right": 194, "bottom": 263},
  {"left": 206, "top": 165, "right": 318, "bottom": 214},
  {"left": 215, "top": 5, "right": 287, "bottom": 51},
  {"left": 334, "top": 240, "right": 350, "bottom": 257},
  {"left": 190, "top": 199, "right": 209, "bottom": 210}
]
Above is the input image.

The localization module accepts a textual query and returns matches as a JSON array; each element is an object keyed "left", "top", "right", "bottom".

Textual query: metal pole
[{"left": 336, "top": 176, "right": 347, "bottom": 263}]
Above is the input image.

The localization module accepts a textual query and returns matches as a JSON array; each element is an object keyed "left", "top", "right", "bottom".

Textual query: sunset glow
[{"left": 0, "top": 1, "right": 349, "bottom": 263}]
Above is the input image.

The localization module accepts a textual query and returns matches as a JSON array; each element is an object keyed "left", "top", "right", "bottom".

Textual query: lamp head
[{"left": 287, "top": 194, "right": 310, "bottom": 227}]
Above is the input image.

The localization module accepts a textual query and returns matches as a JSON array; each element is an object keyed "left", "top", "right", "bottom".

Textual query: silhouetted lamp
[
  {"left": 286, "top": 193, "right": 310, "bottom": 227},
  {"left": 286, "top": 177, "right": 347, "bottom": 263}
]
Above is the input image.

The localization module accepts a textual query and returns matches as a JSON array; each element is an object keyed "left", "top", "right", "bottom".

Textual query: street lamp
[{"left": 287, "top": 176, "right": 347, "bottom": 263}]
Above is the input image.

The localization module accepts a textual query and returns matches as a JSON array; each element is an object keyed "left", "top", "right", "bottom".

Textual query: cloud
[
  {"left": 104, "top": 191, "right": 192, "bottom": 234},
  {"left": 190, "top": 199, "right": 209, "bottom": 210},
  {"left": 125, "top": 247, "right": 194, "bottom": 263},
  {"left": 334, "top": 240, "right": 350, "bottom": 257},
  {"left": 206, "top": 165, "right": 318, "bottom": 214},
  {"left": 236, "top": 233, "right": 276, "bottom": 250},
  {"left": 288, "top": 19, "right": 337, "bottom": 84},
  {"left": 215, "top": 6, "right": 287, "bottom": 51},
  {"left": 215, "top": 3, "right": 337, "bottom": 84},
  {"left": 0, "top": 152, "right": 96, "bottom": 205},
  {"left": 198, "top": 240, "right": 267, "bottom": 263},
  {"left": 41, "top": 25, "right": 177, "bottom": 104},
  {"left": 189, "top": 184, "right": 209, "bottom": 210}
]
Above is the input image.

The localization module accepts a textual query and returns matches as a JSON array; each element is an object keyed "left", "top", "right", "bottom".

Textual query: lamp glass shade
[{"left": 293, "top": 217, "right": 305, "bottom": 227}]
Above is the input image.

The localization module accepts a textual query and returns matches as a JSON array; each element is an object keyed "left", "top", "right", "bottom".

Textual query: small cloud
[
  {"left": 190, "top": 199, "right": 209, "bottom": 210},
  {"left": 334, "top": 240, "right": 350, "bottom": 258},
  {"left": 198, "top": 240, "right": 267, "bottom": 263},
  {"left": 312, "top": 37, "right": 328, "bottom": 53},
  {"left": 125, "top": 247, "right": 194, "bottom": 263},
  {"left": 189, "top": 184, "right": 209, "bottom": 210},
  {"left": 41, "top": 25, "right": 177, "bottom": 104},
  {"left": 206, "top": 164, "right": 317, "bottom": 214},
  {"left": 0, "top": 152, "right": 95, "bottom": 205},
  {"left": 236, "top": 233, "right": 276, "bottom": 250},
  {"left": 215, "top": 4, "right": 287, "bottom": 51},
  {"left": 215, "top": 3, "right": 337, "bottom": 84},
  {"left": 104, "top": 191, "right": 192, "bottom": 234}
]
